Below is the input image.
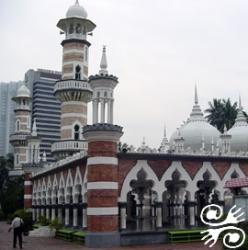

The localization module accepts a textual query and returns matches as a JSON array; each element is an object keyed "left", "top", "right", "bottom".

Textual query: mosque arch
[{"left": 119, "top": 160, "right": 160, "bottom": 202}]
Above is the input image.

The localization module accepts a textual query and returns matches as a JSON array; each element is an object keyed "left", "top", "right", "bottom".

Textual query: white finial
[
  {"left": 164, "top": 124, "right": 166, "bottom": 137},
  {"left": 75, "top": 0, "right": 79, "bottom": 5},
  {"left": 239, "top": 95, "right": 243, "bottom": 110},
  {"left": 223, "top": 124, "right": 227, "bottom": 134},
  {"left": 99, "top": 45, "right": 108, "bottom": 74},
  {"left": 142, "top": 137, "right": 146, "bottom": 146},
  {"left": 194, "top": 84, "right": 198, "bottom": 104},
  {"left": 31, "top": 119, "right": 37, "bottom": 136}
]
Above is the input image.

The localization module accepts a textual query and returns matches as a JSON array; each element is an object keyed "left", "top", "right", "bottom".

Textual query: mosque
[{"left": 9, "top": 0, "right": 248, "bottom": 247}]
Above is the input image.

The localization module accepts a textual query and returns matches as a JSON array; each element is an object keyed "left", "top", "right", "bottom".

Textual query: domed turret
[
  {"left": 228, "top": 97, "right": 248, "bottom": 152},
  {"left": 169, "top": 86, "right": 220, "bottom": 152},
  {"left": 66, "top": 0, "right": 88, "bottom": 19}
]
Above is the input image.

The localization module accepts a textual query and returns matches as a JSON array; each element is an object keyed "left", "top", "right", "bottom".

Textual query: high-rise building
[
  {"left": 25, "top": 69, "right": 62, "bottom": 162},
  {"left": 0, "top": 81, "right": 22, "bottom": 156}
]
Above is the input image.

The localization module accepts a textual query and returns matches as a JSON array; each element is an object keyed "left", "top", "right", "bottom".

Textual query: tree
[
  {"left": 0, "top": 154, "right": 24, "bottom": 216},
  {"left": 205, "top": 98, "right": 247, "bottom": 133}
]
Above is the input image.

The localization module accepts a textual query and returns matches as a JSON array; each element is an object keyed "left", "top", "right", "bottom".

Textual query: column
[
  {"left": 32, "top": 208, "right": 36, "bottom": 221},
  {"left": 58, "top": 207, "right": 62, "bottom": 224},
  {"left": 120, "top": 203, "right": 127, "bottom": 230},
  {"left": 156, "top": 202, "right": 162, "bottom": 228},
  {"left": 41, "top": 207, "right": 45, "bottom": 217},
  {"left": 51, "top": 207, "right": 56, "bottom": 221},
  {"left": 189, "top": 200, "right": 196, "bottom": 227},
  {"left": 82, "top": 205, "right": 87, "bottom": 228},
  {"left": 65, "top": 207, "right": 70, "bottom": 226},
  {"left": 100, "top": 99, "right": 105, "bottom": 123},
  {"left": 107, "top": 100, "right": 111, "bottom": 123},
  {"left": 24, "top": 173, "right": 32, "bottom": 210},
  {"left": 83, "top": 123, "right": 123, "bottom": 248},
  {"left": 110, "top": 100, "right": 114, "bottom": 124},
  {"left": 73, "top": 207, "right": 78, "bottom": 227},
  {"left": 46, "top": 208, "right": 50, "bottom": 220},
  {"left": 36, "top": 208, "right": 40, "bottom": 221},
  {"left": 93, "top": 100, "right": 98, "bottom": 124}
]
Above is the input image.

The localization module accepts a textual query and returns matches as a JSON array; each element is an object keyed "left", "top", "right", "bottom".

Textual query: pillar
[
  {"left": 110, "top": 100, "right": 114, "bottom": 124},
  {"left": 119, "top": 203, "right": 127, "bottom": 230},
  {"left": 156, "top": 202, "right": 162, "bottom": 228},
  {"left": 82, "top": 204, "right": 87, "bottom": 228},
  {"left": 36, "top": 208, "right": 40, "bottom": 221},
  {"left": 24, "top": 173, "right": 32, "bottom": 210},
  {"left": 73, "top": 207, "right": 78, "bottom": 227},
  {"left": 83, "top": 123, "right": 123, "bottom": 247},
  {"left": 46, "top": 208, "right": 50, "bottom": 220},
  {"left": 100, "top": 99, "right": 105, "bottom": 123},
  {"left": 93, "top": 100, "right": 98, "bottom": 124},
  {"left": 65, "top": 207, "right": 70, "bottom": 226},
  {"left": 189, "top": 200, "right": 196, "bottom": 227},
  {"left": 51, "top": 208, "right": 56, "bottom": 221},
  {"left": 32, "top": 208, "right": 36, "bottom": 221},
  {"left": 58, "top": 207, "right": 62, "bottom": 224},
  {"left": 107, "top": 100, "right": 111, "bottom": 123},
  {"left": 41, "top": 207, "right": 45, "bottom": 217}
]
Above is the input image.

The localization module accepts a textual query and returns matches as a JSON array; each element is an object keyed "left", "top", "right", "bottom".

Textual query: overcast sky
[{"left": 1, "top": 0, "right": 248, "bottom": 149}]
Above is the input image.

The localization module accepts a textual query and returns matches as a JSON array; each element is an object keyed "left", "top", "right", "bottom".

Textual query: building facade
[
  {"left": 0, "top": 81, "right": 22, "bottom": 156},
  {"left": 25, "top": 69, "right": 62, "bottom": 162},
  {"left": 13, "top": 0, "right": 248, "bottom": 248}
]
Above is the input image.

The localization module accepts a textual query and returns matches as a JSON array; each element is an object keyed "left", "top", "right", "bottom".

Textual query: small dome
[
  {"left": 16, "top": 84, "right": 31, "bottom": 98},
  {"left": 228, "top": 103, "right": 248, "bottom": 152},
  {"left": 169, "top": 86, "right": 220, "bottom": 151},
  {"left": 66, "top": 0, "right": 88, "bottom": 19}
]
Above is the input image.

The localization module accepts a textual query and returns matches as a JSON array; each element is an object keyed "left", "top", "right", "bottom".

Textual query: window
[
  {"left": 16, "top": 120, "right": 20, "bottom": 132},
  {"left": 69, "top": 24, "right": 74, "bottom": 34},
  {"left": 75, "top": 65, "right": 81, "bottom": 80},
  {"left": 74, "top": 125, "right": 80, "bottom": 141},
  {"left": 76, "top": 23, "right": 81, "bottom": 33}
]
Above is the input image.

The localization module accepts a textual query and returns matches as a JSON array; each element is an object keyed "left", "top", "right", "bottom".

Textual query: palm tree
[{"left": 205, "top": 98, "right": 240, "bottom": 133}]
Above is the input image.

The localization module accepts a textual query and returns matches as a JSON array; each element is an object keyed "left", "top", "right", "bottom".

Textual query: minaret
[
  {"left": 89, "top": 46, "right": 118, "bottom": 124},
  {"left": 52, "top": 0, "right": 96, "bottom": 159},
  {"left": 27, "top": 119, "right": 41, "bottom": 164},
  {"left": 9, "top": 83, "right": 32, "bottom": 175},
  {"left": 159, "top": 125, "right": 170, "bottom": 153}
]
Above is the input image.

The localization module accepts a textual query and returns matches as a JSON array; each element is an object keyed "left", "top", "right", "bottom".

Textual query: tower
[
  {"left": 27, "top": 119, "right": 41, "bottom": 164},
  {"left": 9, "top": 84, "right": 32, "bottom": 175},
  {"left": 52, "top": 0, "right": 96, "bottom": 159},
  {"left": 89, "top": 46, "right": 118, "bottom": 124}
]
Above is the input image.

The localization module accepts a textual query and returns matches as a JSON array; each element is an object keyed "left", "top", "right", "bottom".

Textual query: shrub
[
  {"left": 49, "top": 218, "right": 63, "bottom": 231},
  {"left": 38, "top": 216, "right": 50, "bottom": 226}
]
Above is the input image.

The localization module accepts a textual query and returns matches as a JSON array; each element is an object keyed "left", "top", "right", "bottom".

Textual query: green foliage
[
  {"left": 49, "top": 218, "right": 63, "bottom": 231},
  {"left": 1, "top": 176, "right": 24, "bottom": 216},
  {"left": 205, "top": 98, "right": 241, "bottom": 133},
  {"left": 38, "top": 216, "right": 51, "bottom": 226}
]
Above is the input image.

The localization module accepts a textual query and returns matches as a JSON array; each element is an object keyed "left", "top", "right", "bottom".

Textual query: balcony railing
[
  {"left": 51, "top": 140, "right": 88, "bottom": 153},
  {"left": 54, "top": 80, "right": 92, "bottom": 92}
]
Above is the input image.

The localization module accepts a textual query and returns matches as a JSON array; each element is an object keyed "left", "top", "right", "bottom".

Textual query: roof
[{"left": 225, "top": 177, "right": 248, "bottom": 188}]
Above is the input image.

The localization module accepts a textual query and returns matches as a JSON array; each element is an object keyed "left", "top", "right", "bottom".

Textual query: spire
[
  {"left": 239, "top": 95, "right": 243, "bottom": 111},
  {"left": 195, "top": 84, "right": 198, "bottom": 104},
  {"left": 189, "top": 85, "right": 205, "bottom": 122},
  {"left": 99, "top": 45, "right": 108, "bottom": 74},
  {"left": 164, "top": 124, "right": 166, "bottom": 137},
  {"left": 75, "top": 0, "right": 79, "bottom": 5},
  {"left": 31, "top": 119, "right": 37, "bottom": 136}
]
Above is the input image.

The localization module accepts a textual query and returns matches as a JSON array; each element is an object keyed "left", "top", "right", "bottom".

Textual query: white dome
[
  {"left": 169, "top": 87, "right": 220, "bottom": 151},
  {"left": 228, "top": 108, "right": 248, "bottom": 152},
  {"left": 16, "top": 84, "right": 31, "bottom": 98},
  {"left": 66, "top": 0, "right": 88, "bottom": 19}
]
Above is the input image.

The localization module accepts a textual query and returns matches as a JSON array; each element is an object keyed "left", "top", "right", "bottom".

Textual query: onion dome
[
  {"left": 169, "top": 86, "right": 220, "bottom": 152},
  {"left": 15, "top": 83, "right": 31, "bottom": 98},
  {"left": 228, "top": 97, "right": 248, "bottom": 152},
  {"left": 66, "top": 0, "right": 88, "bottom": 19}
]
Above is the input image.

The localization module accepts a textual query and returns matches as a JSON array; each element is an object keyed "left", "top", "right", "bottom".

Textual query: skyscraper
[
  {"left": 0, "top": 81, "right": 22, "bottom": 156},
  {"left": 25, "top": 69, "right": 62, "bottom": 162}
]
